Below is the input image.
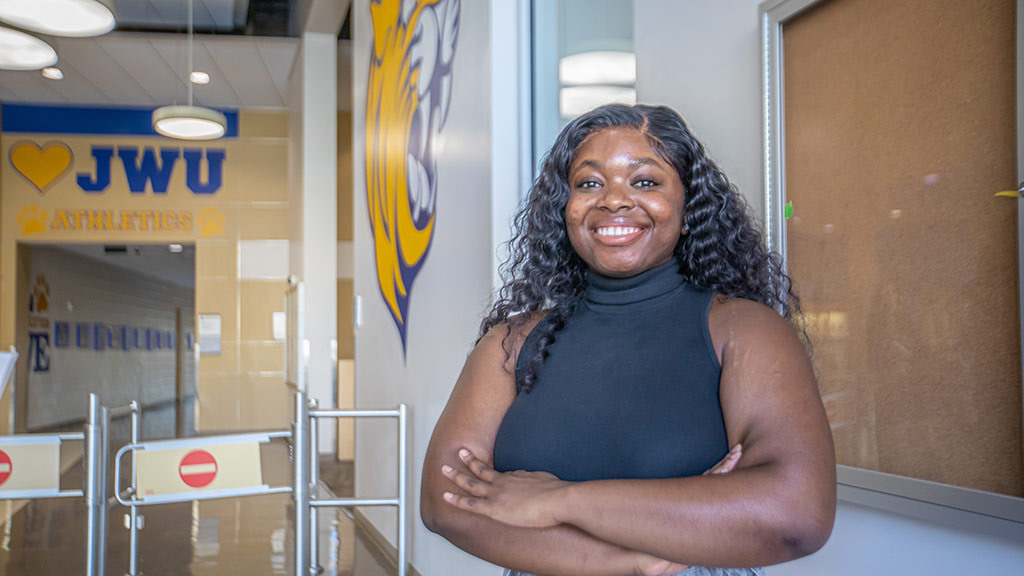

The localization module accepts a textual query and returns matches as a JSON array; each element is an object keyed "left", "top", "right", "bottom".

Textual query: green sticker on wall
[{"left": 784, "top": 201, "right": 794, "bottom": 219}]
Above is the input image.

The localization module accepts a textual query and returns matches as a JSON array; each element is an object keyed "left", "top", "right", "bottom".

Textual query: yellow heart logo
[{"left": 10, "top": 140, "right": 73, "bottom": 193}]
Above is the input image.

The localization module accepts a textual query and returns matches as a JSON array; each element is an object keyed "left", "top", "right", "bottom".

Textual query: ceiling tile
[
  {"left": 0, "top": 32, "right": 298, "bottom": 111},
  {"left": 98, "top": 36, "right": 191, "bottom": 105},
  {"left": 42, "top": 62, "right": 110, "bottom": 105},
  {"left": 257, "top": 42, "right": 299, "bottom": 105},
  {"left": 151, "top": 38, "right": 243, "bottom": 108},
  {"left": 2, "top": 70, "right": 68, "bottom": 104},
  {"left": 0, "top": 73, "right": 40, "bottom": 102},
  {"left": 206, "top": 40, "right": 285, "bottom": 108},
  {"left": 57, "top": 37, "right": 156, "bottom": 105}
]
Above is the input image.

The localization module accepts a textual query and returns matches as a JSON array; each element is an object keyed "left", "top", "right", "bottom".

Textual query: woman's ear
[{"left": 681, "top": 221, "right": 690, "bottom": 236}]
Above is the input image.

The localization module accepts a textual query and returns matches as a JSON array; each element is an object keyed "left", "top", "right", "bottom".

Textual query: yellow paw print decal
[
  {"left": 18, "top": 205, "right": 48, "bottom": 235},
  {"left": 198, "top": 207, "right": 225, "bottom": 237}
]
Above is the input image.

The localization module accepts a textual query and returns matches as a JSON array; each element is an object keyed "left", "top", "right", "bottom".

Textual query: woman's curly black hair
[{"left": 481, "top": 103, "right": 801, "bottom": 393}]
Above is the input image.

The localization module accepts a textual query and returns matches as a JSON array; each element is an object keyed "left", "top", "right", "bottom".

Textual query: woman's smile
[{"left": 593, "top": 224, "right": 644, "bottom": 243}]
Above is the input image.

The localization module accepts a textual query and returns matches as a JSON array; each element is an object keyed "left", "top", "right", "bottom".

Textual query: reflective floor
[{"left": 0, "top": 427, "right": 394, "bottom": 576}]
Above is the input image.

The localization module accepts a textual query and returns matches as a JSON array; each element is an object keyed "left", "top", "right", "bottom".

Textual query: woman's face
[{"left": 565, "top": 128, "right": 686, "bottom": 278}]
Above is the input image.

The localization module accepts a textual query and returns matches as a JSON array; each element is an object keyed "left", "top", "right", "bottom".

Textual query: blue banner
[{"left": 2, "top": 103, "right": 239, "bottom": 138}]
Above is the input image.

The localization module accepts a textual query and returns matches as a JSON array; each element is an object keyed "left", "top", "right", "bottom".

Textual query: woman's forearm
[
  {"left": 555, "top": 464, "right": 834, "bottom": 568},
  {"left": 423, "top": 502, "right": 658, "bottom": 576}
]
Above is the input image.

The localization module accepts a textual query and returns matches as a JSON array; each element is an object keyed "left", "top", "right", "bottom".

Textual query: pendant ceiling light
[
  {"left": 0, "top": 0, "right": 116, "bottom": 37},
  {"left": 151, "top": 0, "right": 226, "bottom": 141},
  {"left": 0, "top": 25, "right": 57, "bottom": 70}
]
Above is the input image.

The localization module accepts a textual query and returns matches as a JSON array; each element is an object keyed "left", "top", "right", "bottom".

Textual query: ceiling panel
[
  {"left": 0, "top": 84, "right": 22, "bottom": 102},
  {"left": 98, "top": 36, "right": 189, "bottom": 104},
  {"left": 9, "top": 71, "right": 67, "bottom": 104},
  {"left": 150, "top": 39, "right": 244, "bottom": 108},
  {"left": 0, "top": 33, "right": 297, "bottom": 109},
  {"left": 206, "top": 40, "right": 284, "bottom": 108},
  {"left": 257, "top": 42, "right": 295, "bottom": 104},
  {"left": 39, "top": 57, "right": 109, "bottom": 104},
  {"left": 54, "top": 37, "right": 159, "bottom": 105}
]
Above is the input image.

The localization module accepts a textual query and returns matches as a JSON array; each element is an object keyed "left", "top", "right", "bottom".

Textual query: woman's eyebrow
[
  {"left": 629, "top": 157, "right": 661, "bottom": 168},
  {"left": 571, "top": 159, "right": 602, "bottom": 177},
  {"left": 571, "top": 156, "right": 661, "bottom": 177}
]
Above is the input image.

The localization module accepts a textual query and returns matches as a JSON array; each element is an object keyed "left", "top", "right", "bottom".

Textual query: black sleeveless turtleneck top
[{"left": 492, "top": 260, "right": 728, "bottom": 482}]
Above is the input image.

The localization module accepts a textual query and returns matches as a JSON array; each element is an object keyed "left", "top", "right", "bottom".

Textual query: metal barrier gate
[{"left": 0, "top": 391, "right": 408, "bottom": 576}]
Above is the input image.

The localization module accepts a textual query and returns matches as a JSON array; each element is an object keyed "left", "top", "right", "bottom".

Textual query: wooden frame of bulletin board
[{"left": 760, "top": 0, "right": 1024, "bottom": 540}]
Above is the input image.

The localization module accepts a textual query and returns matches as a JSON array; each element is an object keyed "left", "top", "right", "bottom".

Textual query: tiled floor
[{"left": 0, "top": 432, "right": 394, "bottom": 576}]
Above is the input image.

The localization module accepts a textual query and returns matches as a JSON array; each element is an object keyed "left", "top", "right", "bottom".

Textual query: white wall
[
  {"left": 24, "top": 246, "right": 194, "bottom": 432},
  {"left": 634, "top": 1, "right": 1024, "bottom": 574},
  {"left": 353, "top": 0, "right": 510, "bottom": 575},
  {"left": 635, "top": 0, "right": 764, "bottom": 222}
]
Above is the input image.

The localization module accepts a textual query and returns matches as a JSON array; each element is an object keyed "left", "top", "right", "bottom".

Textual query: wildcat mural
[{"left": 365, "top": 0, "right": 460, "bottom": 350}]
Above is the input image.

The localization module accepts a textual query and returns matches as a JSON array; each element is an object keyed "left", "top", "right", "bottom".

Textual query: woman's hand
[
  {"left": 441, "top": 448, "right": 569, "bottom": 528},
  {"left": 703, "top": 443, "right": 742, "bottom": 475}
]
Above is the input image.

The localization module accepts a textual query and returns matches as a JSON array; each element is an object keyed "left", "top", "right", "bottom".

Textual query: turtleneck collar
[{"left": 585, "top": 259, "right": 685, "bottom": 306}]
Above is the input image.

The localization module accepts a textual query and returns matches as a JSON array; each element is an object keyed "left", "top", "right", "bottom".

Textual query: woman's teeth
[{"left": 596, "top": 226, "right": 640, "bottom": 237}]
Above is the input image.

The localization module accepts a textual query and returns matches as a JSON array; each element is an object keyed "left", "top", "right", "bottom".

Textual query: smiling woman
[{"left": 421, "top": 104, "right": 835, "bottom": 576}]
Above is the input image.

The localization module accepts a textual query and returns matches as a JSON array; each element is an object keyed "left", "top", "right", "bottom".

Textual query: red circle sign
[
  {"left": 179, "top": 449, "right": 217, "bottom": 488},
  {"left": 0, "top": 449, "right": 10, "bottom": 487}
]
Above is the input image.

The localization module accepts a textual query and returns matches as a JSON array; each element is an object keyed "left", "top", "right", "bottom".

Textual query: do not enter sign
[
  {"left": 136, "top": 438, "right": 263, "bottom": 501},
  {"left": 179, "top": 450, "right": 218, "bottom": 488},
  {"left": 0, "top": 449, "right": 11, "bottom": 486},
  {"left": 0, "top": 440, "right": 60, "bottom": 494}
]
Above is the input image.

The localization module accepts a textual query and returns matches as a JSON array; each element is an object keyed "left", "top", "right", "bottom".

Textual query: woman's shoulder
[{"left": 708, "top": 295, "right": 801, "bottom": 360}]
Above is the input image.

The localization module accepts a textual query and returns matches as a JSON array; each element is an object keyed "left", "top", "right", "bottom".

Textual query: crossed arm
[{"left": 420, "top": 299, "right": 836, "bottom": 575}]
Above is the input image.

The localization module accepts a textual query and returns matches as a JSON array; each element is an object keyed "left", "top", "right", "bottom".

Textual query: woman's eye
[
  {"left": 577, "top": 180, "right": 601, "bottom": 189},
  {"left": 634, "top": 179, "right": 657, "bottom": 188}
]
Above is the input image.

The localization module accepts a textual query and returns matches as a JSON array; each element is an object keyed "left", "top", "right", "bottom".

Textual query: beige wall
[{"left": 0, "top": 108, "right": 291, "bottom": 432}]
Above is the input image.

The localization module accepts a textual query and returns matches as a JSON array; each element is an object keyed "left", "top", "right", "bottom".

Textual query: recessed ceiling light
[
  {"left": 0, "top": 25, "right": 57, "bottom": 70},
  {"left": 168, "top": 244, "right": 184, "bottom": 253},
  {"left": 0, "top": 0, "right": 116, "bottom": 38},
  {"left": 41, "top": 66, "right": 62, "bottom": 79},
  {"left": 189, "top": 71, "right": 210, "bottom": 85}
]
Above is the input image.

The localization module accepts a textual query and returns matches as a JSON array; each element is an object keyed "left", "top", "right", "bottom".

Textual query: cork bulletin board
[{"left": 781, "top": 0, "right": 1021, "bottom": 496}]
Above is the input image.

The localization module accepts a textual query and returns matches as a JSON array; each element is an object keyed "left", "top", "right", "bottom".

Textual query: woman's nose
[{"left": 597, "top": 182, "right": 635, "bottom": 210}]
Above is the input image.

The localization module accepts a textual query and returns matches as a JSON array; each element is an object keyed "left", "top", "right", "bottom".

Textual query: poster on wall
[
  {"left": 197, "top": 314, "right": 222, "bottom": 356},
  {"left": 365, "top": 0, "right": 460, "bottom": 352}
]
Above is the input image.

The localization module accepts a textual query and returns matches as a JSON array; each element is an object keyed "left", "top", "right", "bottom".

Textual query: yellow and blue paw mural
[
  {"left": 198, "top": 207, "right": 226, "bottom": 237},
  {"left": 10, "top": 140, "right": 73, "bottom": 193},
  {"left": 18, "top": 205, "right": 48, "bottom": 235},
  {"left": 366, "top": 0, "right": 459, "bottom": 350}
]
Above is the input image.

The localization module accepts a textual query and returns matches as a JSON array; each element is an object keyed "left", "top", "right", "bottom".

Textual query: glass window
[{"left": 531, "top": 0, "right": 635, "bottom": 171}]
